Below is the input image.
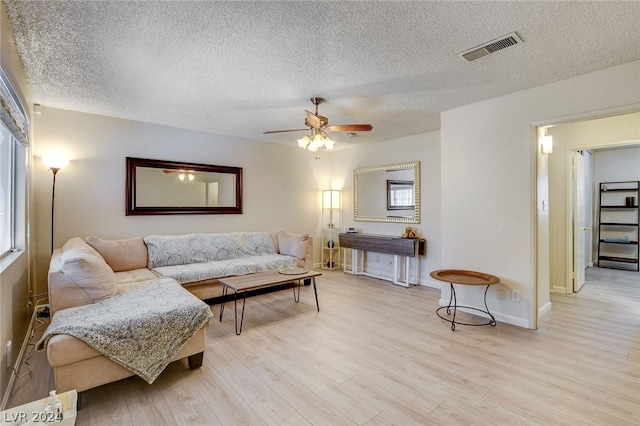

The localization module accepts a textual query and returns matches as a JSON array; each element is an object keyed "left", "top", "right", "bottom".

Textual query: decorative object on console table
[
  {"left": 402, "top": 226, "right": 418, "bottom": 239},
  {"left": 322, "top": 190, "right": 341, "bottom": 270},
  {"left": 596, "top": 180, "right": 639, "bottom": 271},
  {"left": 43, "top": 154, "right": 69, "bottom": 253},
  {"left": 339, "top": 232, "right": 426, "bottom": 287}
]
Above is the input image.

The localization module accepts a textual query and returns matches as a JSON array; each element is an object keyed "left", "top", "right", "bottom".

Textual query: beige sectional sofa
[{"left": 46, "top": 230, "right": 313, "bottom": 394}]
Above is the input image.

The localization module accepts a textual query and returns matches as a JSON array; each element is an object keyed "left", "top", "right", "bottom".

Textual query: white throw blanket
[{"left": 37, "top": 277, "right": 213, "bottom": 383}]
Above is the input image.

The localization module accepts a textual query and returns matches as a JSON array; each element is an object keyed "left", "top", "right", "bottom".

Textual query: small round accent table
[{"left": 430, "top": 269, "right": 500, "bottom": 331}]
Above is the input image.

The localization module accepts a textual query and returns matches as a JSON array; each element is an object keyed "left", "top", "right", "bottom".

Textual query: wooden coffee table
[{"left": 218, "top": 269, "right": 321, "bottom": 335}]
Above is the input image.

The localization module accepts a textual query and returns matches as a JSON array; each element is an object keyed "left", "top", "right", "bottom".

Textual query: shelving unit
[
  {"left": 597, "top": 181, "right": 639, "bottom": 271},
  {"left": 321, "top": 190, "right": 341, "bottom": 270}
]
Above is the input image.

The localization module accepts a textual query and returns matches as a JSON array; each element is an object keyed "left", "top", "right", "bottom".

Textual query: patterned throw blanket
[
  {"left": 145, "top": 232, "right": 296, "bottom": 284},
  {"left": 36, "top": 277, "right": 213, "bottom": 383}
]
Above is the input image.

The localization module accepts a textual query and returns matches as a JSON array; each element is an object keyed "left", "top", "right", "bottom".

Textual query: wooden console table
[{"left": 338, "top": 233, "right": 426, "bottom": 287}]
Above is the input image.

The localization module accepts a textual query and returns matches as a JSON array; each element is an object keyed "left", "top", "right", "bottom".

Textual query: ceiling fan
[{"left": 264, "top": 97, "right": 373, "bottom": 151}]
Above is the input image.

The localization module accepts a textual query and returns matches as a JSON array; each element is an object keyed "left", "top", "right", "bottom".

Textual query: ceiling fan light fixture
[
  {"left": 267, "top": 97, "right": 372, "bottom": 151},
  {"left": 324, "top": 138, "right": 335, "bottom": 150},
  {"left": 297, "top": 135, "right": 311, "bottom": 149},
  {"left": 297, "top": 131, "right": 334, "bottom": 151},
  {"left": 312, "top": 133, "right": 324, "bottom": 144}
]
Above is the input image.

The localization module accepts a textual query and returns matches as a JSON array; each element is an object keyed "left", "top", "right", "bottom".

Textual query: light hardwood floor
[{"left": 6, "top": 267, "right": 640, "bottom": 425}]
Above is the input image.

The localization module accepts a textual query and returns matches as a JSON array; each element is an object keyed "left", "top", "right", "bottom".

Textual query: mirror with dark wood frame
[{"left": 126, "top": 157, "right": 243, "bottom": 215}]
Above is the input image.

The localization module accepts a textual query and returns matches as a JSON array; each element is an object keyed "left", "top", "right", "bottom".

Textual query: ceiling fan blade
[
  {"left": 305, "top": 110, "right": 321, "bottom": 129},
  {"left": 326, "top": 124, "right": 373, "bottom": 132},
  {"left": 263, "top": 128, "right": 309, "bottom": 134}
]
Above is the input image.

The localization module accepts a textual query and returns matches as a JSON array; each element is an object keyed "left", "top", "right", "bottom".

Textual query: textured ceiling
[{"left": 4, "top": 1, "right": 640, "bottom": 149}]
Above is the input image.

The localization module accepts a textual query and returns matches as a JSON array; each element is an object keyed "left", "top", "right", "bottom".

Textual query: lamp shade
[
  {"left": 43, "top": 155, "right": 69, "bottom": 170},
  {"left": 322, "top": 190, "right": 341, "bottom": 209},
  {"left": 297, "top": 135, "right": 311, "bottom": 148},
  {"left": 324, "top": 138, "right": 335, "bottom": 150},
  {"left": 297, "top": 132, "right": 335, "bottom": 151}
]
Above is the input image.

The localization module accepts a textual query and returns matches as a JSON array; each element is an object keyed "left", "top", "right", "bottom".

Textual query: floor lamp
[{"left": 43, "top": 156, "right": 68, "bottom": 253}]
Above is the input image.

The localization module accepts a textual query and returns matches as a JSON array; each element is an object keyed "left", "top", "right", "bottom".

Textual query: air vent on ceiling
[{"left": 458, "top": 32, "right": 523, "bottom": 62}]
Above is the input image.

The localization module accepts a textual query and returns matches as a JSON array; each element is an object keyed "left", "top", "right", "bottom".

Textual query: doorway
[
  {"left": 571, "top": 149, "right": 592, "bottom": 292},
  {"left": 535, "top": 110, "right": 640, "bottom": 328}
]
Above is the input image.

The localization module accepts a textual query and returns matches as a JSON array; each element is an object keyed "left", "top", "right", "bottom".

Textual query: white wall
[
  {"left": 331, "top": 131, "right": 442, "bottom": 287},
  {"left": 0, "top": 1, "right": 32, "bottom": 402},
  {"left": 441, "top": 60, "right": 640, "bottom": 329},
  {"left": 31, "top": 107, "right": 331, "bottom": 295},
  {"left": 594, "top": 146, "right": 640, "bottom": 183},
  {"left": 547, "top": 112, "right": 640, "bottom": 294}
]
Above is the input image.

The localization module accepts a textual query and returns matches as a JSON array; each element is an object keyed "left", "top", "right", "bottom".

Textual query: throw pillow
[
  {"left": 277, "top": 230, "right": 308, "bottom": 260},
  {"left": 60, "top": 238, "right": 117, "bottom": 302},
  {"left": 85, "top": 236, "right": 148, "bottom": 272}
]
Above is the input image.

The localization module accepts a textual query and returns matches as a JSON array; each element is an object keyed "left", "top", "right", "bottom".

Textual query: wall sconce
[
  {"left": 540, "top": 135, "right": 553, "bottom": 154},
  {"left": 43, "top": 155, "right": 69, "bottom": 253}
]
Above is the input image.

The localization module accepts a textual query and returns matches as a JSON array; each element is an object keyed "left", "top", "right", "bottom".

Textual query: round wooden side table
[{"left": 430, "top": 269, "right": 500, "bottom": 331}]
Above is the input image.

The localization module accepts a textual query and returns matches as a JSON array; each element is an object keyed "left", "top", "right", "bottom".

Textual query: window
[
  {"left": 0, "top": 123, "right": 15, "bottom": 258},
  {"left": 0, "top": 66, "right": 28, "bottom": 260},
  {"left": 387, "top": 180, "right": 415, "bottom": 210}
]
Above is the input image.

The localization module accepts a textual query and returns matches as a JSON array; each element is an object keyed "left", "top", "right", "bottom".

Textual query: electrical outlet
[
  {"left": 511, "top": 290, "right": 520, "bottom": 303},
  {"left": 496, "top": 286, "right": 506, "bottom": 300}
]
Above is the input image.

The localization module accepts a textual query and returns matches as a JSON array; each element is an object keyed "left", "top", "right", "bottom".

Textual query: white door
[
  {"left": 573, "top": 151, "right": 588, "bottom": 292},
  {"left": 583, "top": 150, "right": 593, "bottom": 267}
]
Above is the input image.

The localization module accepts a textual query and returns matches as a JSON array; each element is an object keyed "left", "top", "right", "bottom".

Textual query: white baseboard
[
  {"left": 493, "top": 312, "right": 531, "bottom": 328},
  {"left": 437, "top": 298, "right": 531, "bottom": 329},
  {"left": 0, "top": 304, "right": 48, "bottom": 410},
  {"left": 538, "top": 301, "right": 552, "bottom": 318},
  {"left": 420, "top": 279, "right": 441, "bottom": 289}
]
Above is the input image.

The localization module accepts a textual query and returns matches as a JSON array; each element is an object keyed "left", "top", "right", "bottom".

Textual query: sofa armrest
[
  {"left": 48, "top": 249, "right": 94, "bottom": 316},
  {"left": 303, "top": 236, "right": 313, "bottom": 270},
  {"left": 48, "top": 237, "right": 119, "bottom": 316}
]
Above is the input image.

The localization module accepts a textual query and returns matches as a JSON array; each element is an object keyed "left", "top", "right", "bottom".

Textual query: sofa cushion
[
  {"left": 145, "top": 232, "right": 278, "bottom": 268},
  {"left": 152, "top": 254, "right": 296, "bottom": 284},
  {"left": 277, "top": 230, "right": 308, "bottom": 260},
  {"left": 240, "top": 232, "right": 278, "bottom": 256},
  {"left": 60, "top": 238, "right": 117, "bottom": 303},
  {"left": 115, "top": 268, "right": 160, "bottom": 294},
  {"left": 85, "top": 236, "right": 148, "bottom": 272},
  {"left": 145, "top": 233, "right": 240, "bottom": 267},
  {"left": 61, "top": 236, "right": 102, "bottom": 258}
]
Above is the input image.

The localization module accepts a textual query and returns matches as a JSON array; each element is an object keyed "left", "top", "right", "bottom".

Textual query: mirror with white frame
[{"left": 354, "top": 161, "right": 420, "bottom": 223}]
